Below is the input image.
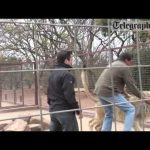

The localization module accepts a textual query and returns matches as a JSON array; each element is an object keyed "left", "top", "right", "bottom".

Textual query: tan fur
[{"left": 81, "top": 69, "right": 150, "bottom": 131}]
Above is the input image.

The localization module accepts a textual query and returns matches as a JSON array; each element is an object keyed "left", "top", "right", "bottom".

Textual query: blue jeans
[
  {"left": 99, "top": 94, "right": 135, "bottom": 131},
  {"left": 49, "top": 111, "right": 79, "bottom": 131}
]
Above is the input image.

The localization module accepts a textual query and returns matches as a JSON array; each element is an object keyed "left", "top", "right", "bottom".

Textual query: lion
[{"left": 81, "top": 69, "right": 150, "bottom": 131}]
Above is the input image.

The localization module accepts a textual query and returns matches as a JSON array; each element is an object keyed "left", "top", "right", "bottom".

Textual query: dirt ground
[
  {"left": 1, "top": 88, "right": 150, "bottom": 131},
  {"left": 1, "top": 88, "right": 95, "bottom": 109}
]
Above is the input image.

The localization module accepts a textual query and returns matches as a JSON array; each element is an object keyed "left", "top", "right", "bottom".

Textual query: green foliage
[
  {"left": 126, "top": 47, "right": 150, "bottom": 90},
  {"left": 23, "top": 71, "right": 34, "bottom": 89},
  {"left": 95, "top": 19, "right": 109, "bottom": 37},
  {"left": 0, "top": 55, "right": 34, "bottom": 90},
  {"left": 139, "top": 31, "right": 149, "bottom": 42},
  {"left": 0, "top": 56, "right": 21, "bottom": 63}
]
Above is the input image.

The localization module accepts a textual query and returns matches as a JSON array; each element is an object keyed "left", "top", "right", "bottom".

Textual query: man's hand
[
  {"left": 143, "top": 97, "right": 150, "bottom": 105},
  {"left": 76, "top": 110, "right": 83, "bottom": 119},
  {"left": 78, "top": 112, "right": 83, "bottom": 119},
  {"left": 144, "top": 97, "right": 150, "bottom": 105}
]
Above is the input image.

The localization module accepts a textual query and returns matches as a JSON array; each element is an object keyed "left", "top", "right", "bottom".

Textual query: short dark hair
[
  {"left": 57, "top": 50, "right": 72, "bottom": 63},
  {"left": 118, "top": 52, "right": 133, "bottom": 61}
]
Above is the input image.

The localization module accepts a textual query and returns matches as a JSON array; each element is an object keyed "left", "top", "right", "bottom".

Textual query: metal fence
[{"left": 0, "top": 19, "right": 150, "bottom": 131}]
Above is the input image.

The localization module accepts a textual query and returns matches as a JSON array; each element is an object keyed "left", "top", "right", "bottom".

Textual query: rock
[
  {"left": 0, "top": 124, "right": 7, "bottom": 131},
  {"left": 28, "top": 124, "right": 41, "bottom": 131},
  {"left": 4, "top": 119, "right": 31, "bottom": 131},
  {"left": 15, "top": 114, "right": 31, "bottom": 123},
  {"left": 29, "top": 116, "right": 49, "bottom": 130},
  {"left": 0, "top": 120, "right": 13, "bottom": 131}
]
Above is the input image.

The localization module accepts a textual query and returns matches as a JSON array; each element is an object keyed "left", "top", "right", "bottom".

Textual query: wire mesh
[{"left": 0, "top": 19, "right": 150, "bottom": 131}]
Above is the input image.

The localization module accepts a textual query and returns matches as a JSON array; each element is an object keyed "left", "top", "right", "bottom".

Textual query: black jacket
[{"left": 47, "top": 63, "right": 79, "bottom": 114}]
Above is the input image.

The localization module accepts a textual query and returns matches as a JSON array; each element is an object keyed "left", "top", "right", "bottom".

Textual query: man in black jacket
[{"left": 47, "top": 50, "right": 81, "bottom": 131}]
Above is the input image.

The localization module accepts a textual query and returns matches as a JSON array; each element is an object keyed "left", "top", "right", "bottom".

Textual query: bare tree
[{"left": 0, "top": 19, "right": 138, "bottom": 90}]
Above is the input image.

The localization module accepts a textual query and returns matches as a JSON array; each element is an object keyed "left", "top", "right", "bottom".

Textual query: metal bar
[
  {"left": 108, "top": 19, "right": 117, "bottom": 131},
  {"left": 34, "top": 22, "right": 43, "bottom": 130},
  {"left": 1, "top": 96, "right": 149, "bottom": 113},
  {"left": 1, "top": 39, "right": 150, "bottom": 59},
  {"left": 136, "top": 25, "right": 145, "bottom": 131},
  {"left": 36, "top": 58, "right": 43, "bottom": 130},
  {"left": 0, "top": 64, "right": 150, "bottom": 73},
  {"left": 0, "top": 19, "right": 149, "bottom": 132},
  {"left": 0, "top": 98, "right": 149, "bottom": 122},
  {"left": 0, "top": 20, "right": 150, "bottom": 32},
  {"left": 21, "top": 64, "right": 24, "bottom": 106},
  {"left": 0, "top": 105, "right": 38, "bottom": 112},
  {"left": 73, "top": 26, "right": 83, "bottom": 131},
  {"left": 0, "top": 20, "right": 110, "bottom": 28},
  {"left": 0, "top": 95, "right": 149, "bottom": 113},
  {"left": 1, "top": 40, "right": 150, "bottom": 63},
  {"left": 0, "top": 65, "right": 2, "bottom": 108}
]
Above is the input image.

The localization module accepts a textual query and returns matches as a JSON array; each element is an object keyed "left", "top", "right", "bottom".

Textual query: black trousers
[{"left": 49, "top": 111, "right": 79, "bottom": 131}]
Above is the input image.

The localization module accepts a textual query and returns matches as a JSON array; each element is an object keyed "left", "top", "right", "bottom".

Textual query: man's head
[
  {"left": 118, "top": 52, "right": 133, "bottom": 66},
  {"left": 57, "top": 50, "right": 73, "bottom": 66}
]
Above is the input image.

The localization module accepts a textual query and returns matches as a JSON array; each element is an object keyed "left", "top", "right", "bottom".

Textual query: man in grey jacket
[{"left": 94, "top": 52, "right": 145, "bottom": 131}]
